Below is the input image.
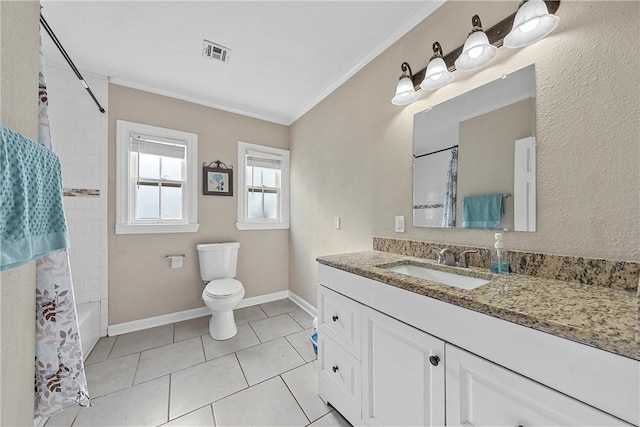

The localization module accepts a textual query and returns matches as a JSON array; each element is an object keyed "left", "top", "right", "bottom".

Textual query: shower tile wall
[{"left": 45, "top": 63, "right": 109, "bottom": 335}]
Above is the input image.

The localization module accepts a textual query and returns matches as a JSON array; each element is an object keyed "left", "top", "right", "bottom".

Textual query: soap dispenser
[{"left": 490, "top": 233, "right": 510, "bottom": 274}]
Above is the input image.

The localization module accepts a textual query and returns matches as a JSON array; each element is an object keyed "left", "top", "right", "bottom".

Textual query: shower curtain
[
  {"left": 441, "top": 146, "right": 458, "bottom": 228},
  {"left": 34, "top": 36, "right": 90, "bottom": 417}
]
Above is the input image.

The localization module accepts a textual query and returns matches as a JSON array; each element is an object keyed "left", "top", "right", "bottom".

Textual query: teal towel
[
  {"left": 462, "top": 194, "right": 504, "bottom": 229},
  {"left": 0, "top": 126, "right": 69, "bottom": 271}
]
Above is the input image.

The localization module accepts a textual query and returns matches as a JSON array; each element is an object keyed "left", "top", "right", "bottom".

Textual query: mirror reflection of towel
[{"left": 462, "top": 194, "right": 504, "bottom": 229}]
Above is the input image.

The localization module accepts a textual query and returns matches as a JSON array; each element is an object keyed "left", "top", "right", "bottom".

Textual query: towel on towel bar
[
  {"left": 0, "top": 125, "right": 69, "bottom": 271},
  {"left": 461, "top": 194, "right": 505, "bottom": 229}
]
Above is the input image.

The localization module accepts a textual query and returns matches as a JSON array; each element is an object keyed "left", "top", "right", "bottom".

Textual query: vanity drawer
[
  {"left": 318, "top": 334, "right": 361, "bottom": 424},
  {"left": 318, "top": 285, "right": 361, "bottom": 358}
]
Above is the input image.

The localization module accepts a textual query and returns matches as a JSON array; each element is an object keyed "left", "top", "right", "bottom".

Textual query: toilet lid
[{"left": 204, "top": 279, "right": 243, "bottom": 298}]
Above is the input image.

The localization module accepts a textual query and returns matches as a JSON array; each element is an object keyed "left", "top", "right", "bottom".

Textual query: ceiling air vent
[{"left": 202, "top": 40, "right": 231, "bottom": 64}]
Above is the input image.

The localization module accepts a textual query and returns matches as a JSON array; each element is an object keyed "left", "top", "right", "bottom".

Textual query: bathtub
[{"left": 76, "top": 302, "right": 100, "bottom": 359}]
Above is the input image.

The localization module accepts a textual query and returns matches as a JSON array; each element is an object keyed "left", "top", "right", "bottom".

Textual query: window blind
[
  {"left": 131, "top": 133, "right": 186, "bottom": 159},
  {"left": 246, "top": 151, "right": 282, "bottom": 169}
]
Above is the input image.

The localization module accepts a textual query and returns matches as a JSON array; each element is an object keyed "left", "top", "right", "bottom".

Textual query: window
[
  {"left": 116, "top": 120, "right": 199, "bottom": 234},
  {"left": 237, "top": 142, "right": 289, "bottom": 230}
]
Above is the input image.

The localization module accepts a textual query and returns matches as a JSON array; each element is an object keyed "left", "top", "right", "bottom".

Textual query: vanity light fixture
[
  {"left": 391, "top": 62, "right": 420, "bottom": 105},
  {"left": 454, "top": 15, "right": 497, "bottom": 71},
  {"left": 504, "top": 0, "right": 560, "bottom": 48},
  {"left": 389, "top": 1, "right": 560, "bottom": 105},
  {"left": 420, "top": 42, "right": 454, "bottom": 90}
]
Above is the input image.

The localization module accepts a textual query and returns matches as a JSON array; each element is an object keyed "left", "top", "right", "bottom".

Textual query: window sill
[
  {"left": 235, "top": 222, "right": 290, "bottom": 231},
  {"left": 115, "top": 223, "right": 200, "bottom": 235}
]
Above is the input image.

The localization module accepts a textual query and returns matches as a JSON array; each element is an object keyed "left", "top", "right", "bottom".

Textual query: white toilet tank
[{"left": 196, "top": 242, "right": 240, "bottom": 281}]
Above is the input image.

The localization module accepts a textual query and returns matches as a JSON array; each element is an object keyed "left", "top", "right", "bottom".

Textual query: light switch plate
[
  {"left": 334, "top": 216, "right": 341, "bottom": 230},
  {"left": 395, "top": 216, "right": 405, "bottom": 233}
]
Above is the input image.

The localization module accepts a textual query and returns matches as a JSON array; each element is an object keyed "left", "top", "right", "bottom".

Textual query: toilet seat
[{"left": 204, "top": 279, "right": 243, "bottom": 299}]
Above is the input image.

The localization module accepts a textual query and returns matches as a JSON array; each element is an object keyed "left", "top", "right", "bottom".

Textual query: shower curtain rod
[
  {"left": 414, "top": 144, "right": 458, "bottom": 159},
  {"left": 39, "top": 13, "right": 106, "bottom": 114}
]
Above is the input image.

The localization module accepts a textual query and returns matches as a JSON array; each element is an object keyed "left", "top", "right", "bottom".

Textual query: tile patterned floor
[{"left": 46, "top": 299, "right": 350, "bottom": 427}]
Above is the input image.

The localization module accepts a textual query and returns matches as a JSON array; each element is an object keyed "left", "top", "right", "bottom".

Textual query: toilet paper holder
[{"left": 166, "top": 254, "right": 186, "bottom": 269}]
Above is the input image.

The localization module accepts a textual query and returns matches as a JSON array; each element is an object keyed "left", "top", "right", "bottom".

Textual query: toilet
[{"left": 196, "top": 242, "right": 245, "bottom": 340}]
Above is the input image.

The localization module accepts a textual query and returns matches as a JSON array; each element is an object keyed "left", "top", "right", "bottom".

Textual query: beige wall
[
  {"left": 457, "top": 98, "right": 535, "bottom": 230},
  {"left": 289, "top": 1, "right": 640, "bottom": 306},
  {"left": 0, "top": 1, "right": 40, "bottom": 425},
  {"left": 108, "top": 84, "right": 289, "bottom": 325}
]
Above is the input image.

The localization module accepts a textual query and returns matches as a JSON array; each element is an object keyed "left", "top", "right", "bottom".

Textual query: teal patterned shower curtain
[{"left": 34, "top": 35, "right": 90, "bottom": 418}]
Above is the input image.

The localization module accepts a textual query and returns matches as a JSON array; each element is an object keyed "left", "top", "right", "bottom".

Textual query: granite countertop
[{"left": 317, "top": 251, "right": 640, "bottom": 361}]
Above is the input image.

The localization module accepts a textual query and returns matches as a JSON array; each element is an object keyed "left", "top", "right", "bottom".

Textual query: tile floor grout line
[
  {"left": 69, "top": 405, "right": 81, "bottom": 427},
  {"left": 233, "top": 351, "right": 251, "bottom": 389},
  {"left": 247, "top": 321, "right": 263, "bottom": 344},
  {"left": 105, "top": 334, "right": 118, "bottom": 360},
  {"left": 199, "top": 334, "right": 206, "bottom": 362},
  {"left": 279, "top": 374, "right": 312, "bottom": 424},
  {"left": 131, "top": 351, "right": 142, "bottom": 388},
  {"left": 82, "top": 372, "right": 172, "bottom": 402},
  {"left": 132, "top": 351, "right": 212, "bottom": 388},
  {"left": 285, "top": 332, "right": 314, "bottom": 363},
  {"left": 257, "top": 304, "right": 268, "bottom": 317},
  {"left": 166, "top": 371, "right": 172, "bottom": 423},
  {"left": 164, "top": 403, "right": 216, "bottom": 425},
  {"left": 306, "top": 408, "right": 338, "bottom": 426},
  {"left": 289, "top": 311, "right": 309, "bottom": 330},
  {"left": 209, "top": 403, "right": 217, "bottom": 427},
  {"left": 203, "top": 336, "right": 263, "bottom": 362}
]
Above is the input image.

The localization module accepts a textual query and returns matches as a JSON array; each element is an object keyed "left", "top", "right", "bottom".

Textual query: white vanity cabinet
[
  {"left": 318, "top": 285, "right": 445, "bottom": 426},
  {"left": 445, "top": 344, "right": 630, "bottom": 426},
  {"left": 317, "top": 263, "right": 639, "bottom": 427}
]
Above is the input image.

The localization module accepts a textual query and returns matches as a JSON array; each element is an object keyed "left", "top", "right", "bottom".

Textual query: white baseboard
[
  {"left": 108, "top": 306, "right": 210, "bottom": 336},
  {"left": 289, "top": 291, "right": 317, "bottom": 318},
  {"left": 107, "top": 289, "right": 300, "bottom": 336},
  {"left": 236, "top": 290, "right": 289, "bottom": 310}
]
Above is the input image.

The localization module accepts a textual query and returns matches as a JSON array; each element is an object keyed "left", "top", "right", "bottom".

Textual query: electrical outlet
[
  {"left": 395, "top": 216, "right": 405, "bottom": 233},
  {"left": 334, "top": 216, "right": 341, "bottom": 230}
]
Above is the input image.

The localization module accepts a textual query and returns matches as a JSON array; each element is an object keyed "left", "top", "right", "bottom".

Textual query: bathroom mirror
[{"left": 413, "top": 64, "right": 536, "bottom": 232}]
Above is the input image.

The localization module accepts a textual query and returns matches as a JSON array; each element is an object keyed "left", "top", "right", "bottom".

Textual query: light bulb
[
  {"left": 467, "top": 46, "right": 483, "bottom": 59},
  {"left": 519, "top": 17, "right": 540, "bottom": 33}
]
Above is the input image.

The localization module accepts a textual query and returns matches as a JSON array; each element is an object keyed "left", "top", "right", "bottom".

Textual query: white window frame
[
  {"left": 116, "top": 120, "right": 199, "bottom": 234},
  {"left": 236, "top": 141, "right": 290, "bottom": 230}
]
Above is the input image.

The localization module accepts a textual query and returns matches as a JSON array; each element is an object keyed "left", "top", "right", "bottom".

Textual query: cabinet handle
[
  {"left": 332, "top": 365, "right": 339, "bottom": 373},
  {"left": 332, "top": 315, "right": 339, "bottom": 322},
  {"left": 429, "top": 355, "right": 440, "bottom": 366}
]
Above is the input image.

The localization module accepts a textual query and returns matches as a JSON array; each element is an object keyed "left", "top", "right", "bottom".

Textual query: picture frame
[{"left": 203, "top": 161, "right": 233, "bottom": 196}]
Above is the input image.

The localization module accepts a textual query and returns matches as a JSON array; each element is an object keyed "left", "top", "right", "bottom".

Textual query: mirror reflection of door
[{"left": 412, "top": 64, "right": 537, "bottom": 232}]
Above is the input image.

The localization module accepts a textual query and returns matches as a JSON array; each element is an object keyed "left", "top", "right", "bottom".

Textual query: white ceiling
[{"left": 40, "top": 1, "right": 445, "bottom": 125}]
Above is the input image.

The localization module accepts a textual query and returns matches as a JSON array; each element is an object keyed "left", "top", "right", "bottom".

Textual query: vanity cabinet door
[
  {"left": 445, "top": 344, "right": 631, "bottom": 426},
  {"left": 361, "top": 306, "right": 445, "bottom": 427}
]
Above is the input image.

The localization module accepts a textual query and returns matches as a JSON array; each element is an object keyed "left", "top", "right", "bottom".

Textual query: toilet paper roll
[{"left": 169, "top": 256, "right": 184, "bottom": 269}]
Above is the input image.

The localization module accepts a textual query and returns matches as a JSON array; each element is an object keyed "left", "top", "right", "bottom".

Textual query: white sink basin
[{"left": 385, "top": 264, "right": 489, "bottom": 290}]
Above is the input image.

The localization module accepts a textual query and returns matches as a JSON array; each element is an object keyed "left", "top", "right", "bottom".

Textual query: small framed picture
[{"left": 203, "top": 165, "right": 233, "bottom": 196}]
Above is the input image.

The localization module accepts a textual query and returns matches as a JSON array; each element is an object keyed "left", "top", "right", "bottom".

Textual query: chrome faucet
[
  {"left": 431, "top": 247, "right": 478, "bottom": 268},
  {"left": 456, "top": 250, "right": 478, "bottom": 268},
  {"left": 438, "top": 248, "right": 456, "bottom": 266}
]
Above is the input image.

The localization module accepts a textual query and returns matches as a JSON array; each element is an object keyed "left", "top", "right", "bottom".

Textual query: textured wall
[
  {"left": 108, "top": 84, "right": 290, "bottom": 325},
  {"left": 0, "top": 2, "right": 40, "bottom": 425},
  {"left": 290, "top": 1, "right": 640, "bottom": 306}
]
